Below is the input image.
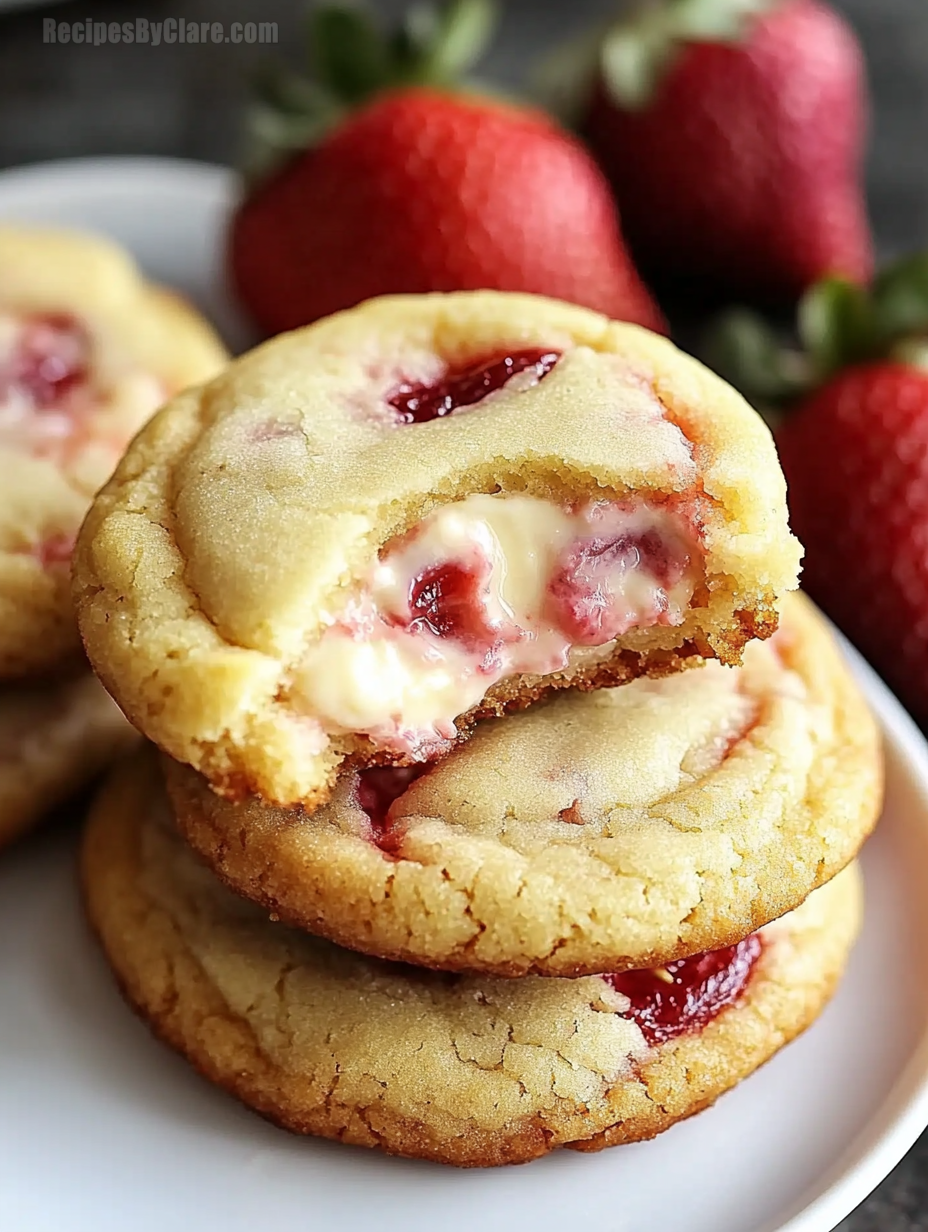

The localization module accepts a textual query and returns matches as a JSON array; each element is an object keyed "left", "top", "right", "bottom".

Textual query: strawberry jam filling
[
  {"left": 356, "top": 764, "right": 429, "bottom": 854},
  {"left": 389, "top": 348, "right": 560, "bottom": 424},
  {"left": 606, "top": 935, "right": 764, "bottom": 1046},
  {"left": 0, "top": 313, "right": 92, "bottom": 456},
  {"left": 294, "top": 492, "right": 702, "bottom": 756}
]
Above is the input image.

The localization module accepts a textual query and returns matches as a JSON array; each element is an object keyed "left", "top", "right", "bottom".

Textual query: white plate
[{"left": 1, "top": 157, "right": 927, "bottom": 1232}]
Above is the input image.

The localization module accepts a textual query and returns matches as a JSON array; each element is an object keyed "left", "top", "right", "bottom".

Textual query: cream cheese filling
[{"left": 293, "top": 492, "right": 702, "bottom": 755}]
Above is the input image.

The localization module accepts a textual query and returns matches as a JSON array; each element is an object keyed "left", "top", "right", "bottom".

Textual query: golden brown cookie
[
  {"left": 0, "top": 671, "right": 137, "bottom": 850},
  {"left": 74, "top": 291, "right": 800, "bottom": 807},
  {"left": 0, "top": 225, "right": 228, "bottom": 678},
  {"left": 83, "top": 750, "right": 861, "bottom": 1168},
  {"left": 166, "top": 593, "right": 880, "bottom": 977}
]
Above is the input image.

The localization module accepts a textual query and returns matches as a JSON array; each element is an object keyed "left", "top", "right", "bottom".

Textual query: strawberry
[
  {"left": 709, "top": 259, "right": 928, "bottom": 725},
  {"left": 569, "top": 0, "right": 872, "bottom": 304},
  {"left": 229, "top": 1, "right": 663, "bottom": 336}
]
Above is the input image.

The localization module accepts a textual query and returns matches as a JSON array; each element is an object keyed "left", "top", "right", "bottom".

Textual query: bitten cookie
[
  {"left": 83, "top": 751, "right": 862, "bottom": 1168},
  {"left": 0, "top": 671, "right": 137, "bottom": 851},
  {"left": 0, "top": 226, "right": 228, "bottom": 677},
  {"left": 74, "top": 290, "right": 800, "bottom": 807},
  {"left": 166, "top": 592, "right": 880, "bottom": 977}
]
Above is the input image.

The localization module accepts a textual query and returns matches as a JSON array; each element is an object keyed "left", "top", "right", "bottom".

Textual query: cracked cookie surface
[
  {"left": 73, "top": 290, "right": 800, "bottom": 808},
  {"left": 0, "top": 671, "right": 137, "bottom": 850},
  {"left": 0, "top": 226, "right": 228, "bottom": 678},
  {"left": 82, "top": 750, "right": 861, "bottom": 1167},
  {"left": 167, "top": 592, "right": 881, "bottom": 977}
]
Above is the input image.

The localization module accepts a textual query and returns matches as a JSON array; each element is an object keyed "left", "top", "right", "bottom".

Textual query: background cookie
[
  {"left": 167, "top": 593, "right": 881, "bottom": 977},
  {"left": 0, "top": 671, "right": 137, "bottom": 851},
  {"left": 83, "top": 751, "right": 862, "bottom": 1168},
  {"left": 0, "top": 225, "right": 228, "bottom": 678},
  {"left": 74, "top": 290, "right": 800, "bottom": 807}
]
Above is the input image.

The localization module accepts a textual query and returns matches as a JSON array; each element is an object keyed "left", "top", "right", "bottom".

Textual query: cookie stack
[
  {"left": 75, "top": 292, "right": 882, "bottom": 1166},
  {"left": 0, "top": 227, "right": 227, "bottom": 853}
]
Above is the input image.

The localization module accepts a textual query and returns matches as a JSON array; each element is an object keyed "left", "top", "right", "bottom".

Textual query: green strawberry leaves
[
  {"left": 703, "top": 310, "right": 808, "bottom": 413},
  {"left": 310, "top": 6, "right": 393, "bottom": 101},
  {"left": 600, "top": 0, "right": 775, "bottom": 111},
  {"left": 399, "top": 0, "right": 497, "bottom": 84},
  {"left": 246, "top": 0, "right": 497, "bottom": 180},
  {"left": 797, "top": 276, "right": 872, "bottom": 381},
  {"left": 707, "top": 253, "right": 928, "bottom": 409}
]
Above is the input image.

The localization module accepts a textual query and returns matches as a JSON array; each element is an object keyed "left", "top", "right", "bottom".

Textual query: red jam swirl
[
  {"left": 606, "top": 934, "right": 764, "bottom": 1045},
  {"left": 548, "top": 514, "right": 693, "bottom": 645},
  {"left": 388, "top": 348, "right": 561, "bottom": 424},
  {"left": 1, "top": 313, "right": 90, "bottom": 410},
  {"left": 405, "top": 560, "right": 498, "bottom": 653},
  {"left": 356, "top": 764, "right": 431, "bottom": 854}
]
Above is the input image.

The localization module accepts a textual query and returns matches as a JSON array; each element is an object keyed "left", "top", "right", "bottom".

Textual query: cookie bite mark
[
  {"left": 606, "top": 934, "right": 764, "bottom": 1045},
  {"left": 388, "top": 348, "right": 561, "bottom": 424},
  {"left": 292, "top": 492, "right": 706, "bottom": 759},
  {"left": 356, "top": 764, "right": 430, "bottom": 855}
]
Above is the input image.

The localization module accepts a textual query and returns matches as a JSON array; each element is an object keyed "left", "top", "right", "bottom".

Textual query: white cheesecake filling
[{"left": 293, "top": 492, "right": 702, "bottom": 755}]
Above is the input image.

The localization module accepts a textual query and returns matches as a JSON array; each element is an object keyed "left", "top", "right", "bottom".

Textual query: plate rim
[{"left": 2, "top": 155, "right": 928, "bottom": 1232}]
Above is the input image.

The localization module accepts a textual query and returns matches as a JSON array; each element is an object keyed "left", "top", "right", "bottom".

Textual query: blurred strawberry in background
[
  {"left": 229, "top": 0, "right": 663, "bottom": 336},
  {"left": 559, "top": 0, "right": 873, "bottom": 305},
  {"left": 709, "top": 260, "right": 928, "bottom": 724}
]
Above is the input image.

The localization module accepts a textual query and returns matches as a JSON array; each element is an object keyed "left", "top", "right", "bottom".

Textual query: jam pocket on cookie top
[
  {"left": 607, "top": 935, "right": 764, "bottom": 1046},
  {"left": 85, "top": 755, "right": 863, "bottom": 1168},
  {"left": 74, "top": 290, "right": 801, "bottom": 808},
  {"left": 0, "top": 224, "right": 229, "bottom": 681}
]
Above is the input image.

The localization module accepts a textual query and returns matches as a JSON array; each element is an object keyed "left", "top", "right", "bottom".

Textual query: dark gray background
[{"left": 0, "top": 1, "right": 926, "bottom": 1227}]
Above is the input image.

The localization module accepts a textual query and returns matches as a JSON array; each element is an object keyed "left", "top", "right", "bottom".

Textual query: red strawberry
[
  {"left": 778, "top": 362, "right": 928, "bottom": 722},
  {"left": 578, "top": 0, "right": 872, "bottom": 304},
  {"left": 709, "top": 259, "right": 928, "bottom": 724},
  {"left": 229, "top": 2, "right": 663, "bottom": 336}
]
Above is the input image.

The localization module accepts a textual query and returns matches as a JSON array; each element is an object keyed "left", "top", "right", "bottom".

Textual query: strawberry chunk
[
  {"left": 389, "top": 348, "right": 560, "bottom": 424},
  {"left": 606, "top": 934, "right": 763, "bottom": 1045}
]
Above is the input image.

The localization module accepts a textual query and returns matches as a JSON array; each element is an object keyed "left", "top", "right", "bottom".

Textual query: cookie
[
  {"left": 74, "top": 290, "right": 800, "bottom": 807},
  {"left": 0, "top": 671, "right": 137, "bottom": 851},
  {"left": 0, "top": 226, "right": 228, "bottom": 678},
  {"left": 82, "top": 751, "right": 862, "bottom": 1168},
  {"left": 165, "top": 592, "right": 880, "bottom": 977}
]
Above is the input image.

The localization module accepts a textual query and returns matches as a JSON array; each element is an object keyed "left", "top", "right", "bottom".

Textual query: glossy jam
[
  {"left": 1, "top": 314, "right": 90, "bottom": 410},
  {"left": 606, "top": 934, "right": 764, "bottom": 1046},
  {"left": 389, "top": 349, "right": 561, "bottom": 424},
  {"left": 547, "top": 507, "right": 693, "bottom": 645},
  {"left": 356, "top": 764, "right": 430, "bottom": 853},
  {"left": 405, "top": 560, "right": 498, "bottom": 653}
]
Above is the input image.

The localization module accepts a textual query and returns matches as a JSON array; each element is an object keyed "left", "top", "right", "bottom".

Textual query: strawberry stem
[{"left": 244, "top": 0, "right": 498, "bottom": 181}]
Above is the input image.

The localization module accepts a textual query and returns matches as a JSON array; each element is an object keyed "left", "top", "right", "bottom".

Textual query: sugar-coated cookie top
[
  {"left": 106, "top": 290, "right": 798, "bottom": 658},
  {"left": 75, "top": 291, "right": 801, "bottom": 803}
]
